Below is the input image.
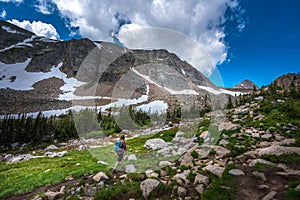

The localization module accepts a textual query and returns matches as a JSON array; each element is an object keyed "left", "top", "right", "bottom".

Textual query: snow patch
[
  {"left": 197, "top": 85, "right": 243, "bottom": 96},
  {"left": 181, "top": 69, "right": 186, "bottom": 75},
  {"left": 0, "top": 59, "right": 85, "bottom": 92},
  {"left": 131, "top": 68, "right": 162, "bottom": 88},
  {"left": 164, "top": 87, "right": 198, "bottom": 95},
  {"left": 0, "top": 36, "right": 35, "bottom": 52},
  {"left": 93, "top": 41, "right": 103, "bottom": 49},
  {"left": 135, "top": 100, "right": 168, "bottom": 114},
  {"left": 2, "top": 26, "right": 19, "bottom": 34}
]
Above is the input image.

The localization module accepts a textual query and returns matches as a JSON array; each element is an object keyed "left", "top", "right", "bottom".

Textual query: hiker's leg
[{"left": 114, "top": 160, "right": 119, "bottom": 170}]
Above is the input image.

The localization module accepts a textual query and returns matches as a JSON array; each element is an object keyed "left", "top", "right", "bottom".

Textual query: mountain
[
  {"left": 0, "top": 20, "right": 244, "bottom": 115},
  {"left": 272, "top": 73, "right": 300, "bottom": 90},
  {"left": 232, "top": 79, "right": 258, "bottom": 91}
]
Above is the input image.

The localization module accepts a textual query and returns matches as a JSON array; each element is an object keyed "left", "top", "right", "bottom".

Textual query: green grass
[
  {"left": 261, "top": 154, "right": 300, "bottom": 163},
  {"left": 253, "top": 162, "right": 276, "bottom": 171},
  {"left": 201, "top": 165, "right": 237, "bottom": 200},
  {"left": 284, "top": 180, "right": 300, "bottom": 200},
  {"left": 95, "top": 181, "right": 142, "bottom": 200},
  {"left": 0, "top": 150, "right": 108, "bottom": 198}
]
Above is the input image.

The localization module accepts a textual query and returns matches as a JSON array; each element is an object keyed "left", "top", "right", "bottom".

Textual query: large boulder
[
  {"left": 203, "top": 165, "right": 225, "bottom": 178},
  {"left": 258, "top": 146, "right": 300, "bottom": 156},
  {"left": 218, "top": 122, "right": 241, "bottom": 132},
  {"left": 92, "top": 172, "right": 109, "bottom": 182},
  {"left": 144, "top": 138, "right": 168, "bottom": 150},
  {"left": 140, "top": 179, "right": 160, "bottom": 198}
]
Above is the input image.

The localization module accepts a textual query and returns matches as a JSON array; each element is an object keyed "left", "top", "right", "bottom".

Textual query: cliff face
[{"left": 0, "top": 20, "right": 242, "bottom": 115}]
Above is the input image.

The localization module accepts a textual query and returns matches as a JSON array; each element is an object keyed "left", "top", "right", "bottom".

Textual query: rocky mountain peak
[
  {"left": 272, "top": 73, "right": 300, "bottom": 90},
  {"left": 233, "top": 79, "right": 258, "bottom": 90}
]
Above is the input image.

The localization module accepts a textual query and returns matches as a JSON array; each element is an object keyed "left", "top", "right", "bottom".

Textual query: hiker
[{"left": 112, "top": 133, "right": 126, "bottom": 173}]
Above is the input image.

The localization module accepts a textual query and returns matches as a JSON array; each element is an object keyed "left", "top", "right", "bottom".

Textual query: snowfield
[
  {"left": 197, "top": 85, "right": 243, "bottom": 96},
  {"left": 135, "top": 100, "right": 168, "bottom": 114}
]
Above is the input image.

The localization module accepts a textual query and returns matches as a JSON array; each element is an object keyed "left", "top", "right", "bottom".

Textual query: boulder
[
  {"left": 258, "top": 146, "right": 300, "bottom": 156},
  {"left": 228, "top": 169, "right": 245, "bottom": 176},
  {"left": 194, "top": 174, "right": 209, "bottom": 186},
  {"left": 45, "top": 151, "right": 67, "bottom": 158},
  {"left": 128, "top": 154, "right": 137, "bottom": 161},
  {"left": 211, "top": 145, "right": 230, "bottom": 158},
  {"left": 92, "top": 172, "right": 109, "bottom": 182},
  {"left": 219, "top": 139, "right": 229, "bottom": 147},
  {"left": 178, "top": 152, "right": 193, "bottom": 166},
  {"left": 252, "top": 171, "right": 267, "bottom": 181},
  {"left": 177, "top": 186, "right": 187, "bottom": 197},
  {"left": 144, "top": 138, "right": 168, "bottom": 150},
  {"left": 125, "top": 164, "right": 137, "bottom": 173},
  {"left": 45, "top": 145, "right": 59, "bottom": 151},
  {"left": 194, "top": 184, "right": 204, "bottom": 195},
  {"left": 45, "top": 186, "right": 65, "bottom": 200},
  {"left": 140, "top": 179, "right": 160, "bottom": 198},
  {"left": 7, "top": 154, "right": 34, "bottom": 163},
  {"left": 262, "top": 191, "right": 277, "bottom": 200},
  {"left": 249, "top": 159, "right": 275, "bottom": 167},
  {"left": 173, "top": 170, "right": 190, "bottom": 185},
  {"left": 159, "top": 161, "right": 173, "bottom": 167},
  {"left": 203, "top": 165, "right": 225, "bottom": 178},
  {"left": 261, "top": 134, "right": 272, "bottom": 140},
  {"left": 218, "top": 122, "right": 241, "bottom": 132}
]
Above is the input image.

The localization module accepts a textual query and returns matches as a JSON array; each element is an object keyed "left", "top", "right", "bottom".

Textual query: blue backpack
[{"left": 114, "top": 140, "right": 123, "bottom": 152}]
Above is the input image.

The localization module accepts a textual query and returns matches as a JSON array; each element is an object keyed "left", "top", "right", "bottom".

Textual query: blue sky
[{"left": 0, "top": 0, "right": 299, "bottom": 88}]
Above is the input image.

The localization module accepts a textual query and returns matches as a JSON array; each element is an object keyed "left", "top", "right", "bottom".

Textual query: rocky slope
[{"left": 2, "top": 92, "right": 299, "bottom": 200}]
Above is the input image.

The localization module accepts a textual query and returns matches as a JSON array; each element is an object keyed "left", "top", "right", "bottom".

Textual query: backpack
[{"left": 114, "top": 140, "right": 123, "bottom": 153}]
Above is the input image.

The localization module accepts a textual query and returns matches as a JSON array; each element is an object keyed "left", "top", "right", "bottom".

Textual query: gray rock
[
  {"left": 194, "top": 184, "right": 204, "bottom": 195},
  {"left": 173, "top": 170, "right": 190, "bottom": 185},
  {"left": 159, "top": 161, "right": 173, "bottom": 167},
  {"left": 45, "top": 145, "right": 59, "bottom": 150},
  {"left": 84, "top": 187, "right": 97, "bottom": 197},
  {"left": 7, "top": 154, "right": 34, "bottom": 163},
  {"left": 228, "top": 169, "right": 244, "bottom": 176},
  {"left": 45, "top": 151, "right": 67, "bottom": 158},
  {"left": 177, "top": 186, "right": 187, "bottom": 197},
  {"left": 92, "top": 172, "right": 109, "bottom": 182},
  {"left": 261, "top": 134, "right": 272, "bottom": 140},
  {"left": 218, "top": 122, "right": 241, "bottom": 132},
  {"left": 203, "top": 165, "right": 225, "bottom": 178},
  {"left": 178, "top": 152, "right": 193, "bottom": 166},
  {"left": 194, "top": 174, "right": 209, "bottom": 186},
  {"left": 144, "top": 138, "right": 168, "bottom": 150},
  {"left": 140, "top": 179, "right": 160, "bottom": 198},
  {"left": 11, "top": 142, "right": 20, "bottom": 148},
  {"left": 262, "top": 191, "right": 277, "bottom": 200},
  {"left": 219, "top": 139, "right": 229, "bottom": 147},
  {"left": 249, "top": 159, "right": 275, "bottom": 167},
  {"left": 45, "top": 186, "right": 65, "bottom": 200},
  {"left": 128, "top": 154, "right": 137, "bottom": 161},
  {"left": 252, "top": 171, "right": 267, "bottom": 181},
  {"left": 211, "top": 145, "right": 230, "bottom": 158},
  {"left": 258, "top": 146, "right": 300, "bottom": 156},
  {"left": 278, "top": 139, "right": 296, "bottom": 146},
  {"left": 258, "top": 185, "right": 270, "bottom": 190},
  {"left": 125, "top": 164, "right": 137, "bottom": 173}
]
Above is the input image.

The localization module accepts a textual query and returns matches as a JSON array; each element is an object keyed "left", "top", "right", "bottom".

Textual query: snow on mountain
[
  {"left": 197, "top": 85, "right": 243, "bottom": 96},
  {"left": 0, "top": 59, "right": 85, "bottom": 93},
  {"left": 135, "top": 100, "right": 168, "bottom": 114}
]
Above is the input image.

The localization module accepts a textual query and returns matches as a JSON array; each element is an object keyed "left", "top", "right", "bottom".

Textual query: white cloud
[
  {"left": 0, "top": 9, "right": 6, "bottom": 18},
  {"left": 0, "top": 0, "right": 23, "bottom": 3},
  {"left": 7, "top": 19, "right": 60, "bottom": 39},
  {"left": 35, "top": 0, "right": 55, "bottom": 15},
  {"left": 50, "top": 0, "right": 244, "bottom": 75}
]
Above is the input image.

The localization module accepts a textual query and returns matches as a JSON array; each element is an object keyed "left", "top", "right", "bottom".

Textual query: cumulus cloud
[
  {"left": 35, "top": 0, "right": 55, "bottom": 15},
  {"left": 0, "top": 9, "right": 6, "bottom": 18},
  {"left": 7, "top": 19, "right": 60, "bottom": 39},
  {"left": 50, "top": 0, "right": 244, "bottom": 75}
]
